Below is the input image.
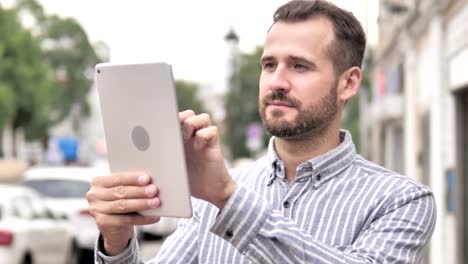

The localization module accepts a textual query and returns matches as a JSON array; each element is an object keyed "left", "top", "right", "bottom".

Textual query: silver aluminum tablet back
[{"left": 95, "top": 62, "right": 192, "bottom": 218}]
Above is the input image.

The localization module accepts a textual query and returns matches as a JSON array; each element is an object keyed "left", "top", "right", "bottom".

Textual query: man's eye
[
  {"left": 262, "top": 63, "right": 275, "bottom": 70},
  {"left": 294, "top": 64, "right": 307, "bottom": 70}
]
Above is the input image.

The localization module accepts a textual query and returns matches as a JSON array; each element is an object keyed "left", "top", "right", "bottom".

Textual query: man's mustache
[{"left": 262, "top": 92, "right": 300, "bottom": 108}]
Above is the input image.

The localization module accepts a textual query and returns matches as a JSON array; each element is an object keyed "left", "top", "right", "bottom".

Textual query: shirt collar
[{"left": 266, "top": 130, "right": 356, "bottom": 187}]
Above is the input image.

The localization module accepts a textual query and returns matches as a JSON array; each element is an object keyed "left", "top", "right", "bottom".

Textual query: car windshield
[{"left": 24, "top": 179, "right": 90, "bottom": 198}]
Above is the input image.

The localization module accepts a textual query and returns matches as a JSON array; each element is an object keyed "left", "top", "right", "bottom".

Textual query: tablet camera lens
[
  {"left": 97, "top": 69, "right": 101, "bottom": 74},
  {"left": 132, "top": 126, "right": 150, "bottom": 151}
]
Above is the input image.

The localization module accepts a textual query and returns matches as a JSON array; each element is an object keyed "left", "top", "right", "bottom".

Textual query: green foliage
[
  {"left": 342, "top": 95, "right": 361, "bottom": 152},
  {"left": 0, "top": 0, "right": 101, "bottom": 157},
  {"left": 0, "top": 6, "right": 52, "bottom": 140},
  {"left": 40, "top": 15, "right": 100, "bottom": 124},
  {"left": 15, "top": 0, "right": 46, "bottom": 22},
  {"left": 13, "top": 0, "right": 101, "bottom": 127},
  {"left": 0, "top": 84, "right": 15, "bottom": 129},
  {"left": 342, "top": 48, "right": 373, "bottom": 153},
  {"left": 175, "top": 80, "right": 208, "bottom": 114},
  {"left": 224, "top": 46, "right": 265, "bottom": 159}
]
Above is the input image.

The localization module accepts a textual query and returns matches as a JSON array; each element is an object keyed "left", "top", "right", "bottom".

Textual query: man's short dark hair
[{"left": 273, "top": 0, "right": 366, "bottom": 75}]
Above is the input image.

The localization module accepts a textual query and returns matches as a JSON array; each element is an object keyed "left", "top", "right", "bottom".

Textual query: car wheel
[
  {"left": 67, "top": 242, "right": 80, "bottom": 264},
  {"left": 78, "top": 248, "right": 95, "bottom": 264},
  {"left": 136, "top": 228, "right": 145, "bottom": 243},
  {"left": 22, "top": 254, "right": 33, "bottom": 264}
]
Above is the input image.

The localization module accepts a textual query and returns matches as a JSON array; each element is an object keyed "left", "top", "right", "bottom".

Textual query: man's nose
[{"left": 268, "top": 67, "right": 291, "bottom": 93}]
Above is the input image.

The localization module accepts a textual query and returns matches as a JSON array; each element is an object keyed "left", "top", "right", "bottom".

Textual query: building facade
[
  {"left": 369, "top": 0, "right": 468, "bottom": 263},
  {"left": 446, "top": 1, "right": 468, "bottom": 262}
]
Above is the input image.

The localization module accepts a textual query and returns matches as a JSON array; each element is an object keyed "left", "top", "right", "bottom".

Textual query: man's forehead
[
  {"left": 266, "top": 16, "right": 335, "bottom": 43},
  {"left": 263, "top": 17, "right": 335, "bottom": 59}
]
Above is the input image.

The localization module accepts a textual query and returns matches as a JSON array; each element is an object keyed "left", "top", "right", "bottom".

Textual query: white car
[
  {"left": 92, "top": 160, "right": 179, "bottom": 238},
  {"left": 0, "top": 184, "right": 76, "bottom": 264},
  {"left": 22, "top": 166, "right": 100, "bottom": 263},
  {"left": 140, "top": 216, "right": 178, "bottom": 239},
  {"left": 23, "top": 166, "right": 178, "bottom": 253}
]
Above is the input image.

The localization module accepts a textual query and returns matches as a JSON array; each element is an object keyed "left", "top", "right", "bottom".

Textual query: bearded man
[{"left": 88, "top": 1, "right": 436, "bottom": 263}]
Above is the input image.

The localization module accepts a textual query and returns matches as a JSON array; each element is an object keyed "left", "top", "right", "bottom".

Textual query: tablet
[{"left": 95, "top": 62, "right": 192, "bottom": 218}]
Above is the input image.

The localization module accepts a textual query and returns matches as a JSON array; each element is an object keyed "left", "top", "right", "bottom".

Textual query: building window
[{"left": 447, "top": 169, "right": 456, "bottom": 213}]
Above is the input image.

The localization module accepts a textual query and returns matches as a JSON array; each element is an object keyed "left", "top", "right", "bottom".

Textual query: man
[{"left": 88, "top": 0, "right": 436, "bottom": 263}]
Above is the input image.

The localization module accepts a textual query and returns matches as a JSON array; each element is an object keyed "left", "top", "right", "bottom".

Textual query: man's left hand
[{"left": 179, "top": 110, "right": 236, "bottom": 209}]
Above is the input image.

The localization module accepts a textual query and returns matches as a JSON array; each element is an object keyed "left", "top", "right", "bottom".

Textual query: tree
[
  {"left": 14, "top": 0, "right": 101, "bottom": 130},
  {"left": 342, "top": 48, "right": 373, "bottom": 153},
  {"left": 0, "top": 6, "right": 53, "bottom": 156},
  {"left": 40, "top": 16, "right": 100, "bottom": 130},
  {"left": 342, "top": 88, "right": 361, "bottom": 151},
  {"left": 175, "top": 80, "right": 208, "bottom": 114},
  {"left": 0, "top": 0, "right": 102, "bottom": 157},
  {"left": 0, "top": 84, "right": 15, "bottom": 157},
  {"left": 0, "top": 85, "right": 14, "bottom": 125},
  {"left": 224, "top": 46, "right": 265, "bottom": 159}
]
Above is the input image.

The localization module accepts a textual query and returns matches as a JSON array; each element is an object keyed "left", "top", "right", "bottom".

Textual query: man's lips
[{"left": 267, "top": 100, "right": 294, "bottom": 107}]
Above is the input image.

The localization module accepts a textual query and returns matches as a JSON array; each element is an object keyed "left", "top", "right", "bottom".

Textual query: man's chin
[
  {"left": 263, "top": 121, "right": 295, "bottom": 134},
  {"left": 267, "top": 108, "right": 297, "bottom": 120},
  {"left": 264, "top": 126, "right": 303, "bottom": 139}
]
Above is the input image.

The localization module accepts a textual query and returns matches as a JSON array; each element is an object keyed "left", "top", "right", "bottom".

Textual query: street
[{"left": 141, "top": 239, "right": 164, "bottom": 261}]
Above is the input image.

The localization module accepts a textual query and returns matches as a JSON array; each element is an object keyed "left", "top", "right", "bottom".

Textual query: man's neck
[{"left": 274, "top": 125, "right": 341, "bottom": 183}]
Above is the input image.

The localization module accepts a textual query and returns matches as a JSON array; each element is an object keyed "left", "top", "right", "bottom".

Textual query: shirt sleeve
[
  {"left": 149, "top": 210, "right": 200, "bottom": 264},
  {"left": 210, "top": 184, "right": 436, "bottom": 264},
  {"left": 94, "top": 198, "right": 202, "bottom": 264},
  {"left": 94, "top": 228, "right": 145, "bottom": 264}
]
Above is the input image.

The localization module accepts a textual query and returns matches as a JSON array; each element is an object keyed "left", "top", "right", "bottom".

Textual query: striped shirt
[{"left": 95, "top": 130, "right": 436, "bottom": 263}]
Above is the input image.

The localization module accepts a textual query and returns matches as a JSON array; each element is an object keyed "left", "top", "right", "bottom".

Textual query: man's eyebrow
[
  {"left": 259, "top": 55, "right": 318, "bottom": 68},
  {"left": 289, "top": 55, "right": 313, "bottom": 64},
  {"left": 289, "top": 55, "right": 318, "bottom": 69}
]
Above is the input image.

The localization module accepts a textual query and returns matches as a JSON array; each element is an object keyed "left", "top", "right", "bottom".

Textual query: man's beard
[{"left": 259, "top": 82, "right": 338, "bottom": 139}]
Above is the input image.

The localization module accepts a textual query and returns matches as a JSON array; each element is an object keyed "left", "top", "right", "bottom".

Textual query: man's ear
[{"left": 338, "top": 66, "right": 362, "bottom": 103}]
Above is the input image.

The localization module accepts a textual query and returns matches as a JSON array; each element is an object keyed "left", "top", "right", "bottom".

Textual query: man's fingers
[
  {"left": 88, "top": 184, "right": 159, "bottom": 202},
  {"left": 179, "top": 109, "right": 195, "bottom": 123},
  {"left": 95, "top": 213, "right": 160, "bottom": 227},
  {"left": 92, "top": 172, "right": 151, "bottom": 188},
  {"left": 181, "top": 113, "right": 212, "bottom": 140},
  {"left": 194, "top": 126, "right": 219, "bottom": 150},
  {"left": 91, "top": 197, "right": 161, "bottom": 214}
]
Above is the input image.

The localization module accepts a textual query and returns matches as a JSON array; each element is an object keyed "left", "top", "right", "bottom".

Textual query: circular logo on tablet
[{"left": 131, "top": 126, "right": 150, "bottom": 151}]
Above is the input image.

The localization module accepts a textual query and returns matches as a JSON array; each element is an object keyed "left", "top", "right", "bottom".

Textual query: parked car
[
  {"left": 0, "top": 184, "right": 76, "bottom": 264},
  {"left": 140, "top": 216, "right": 178, "bottom": 239},
  {"left": 93, "top": 161, "right": 178, "bottom": 238},
  {"left": 22, "top": 166, "right": 99, "bottom": 263},
  {"left": 22, "top": 166, "right": 178, "bottom": 254}
]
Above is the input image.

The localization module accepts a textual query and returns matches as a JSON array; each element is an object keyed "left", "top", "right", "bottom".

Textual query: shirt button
[
  {"left": 283, "top": 201, "right": 290, "bottom": 208},
  {"left": 226, "top": 230, "right": 233, "bottom": 238},
  {"left": 316, "top": 174, "right": 322, "bottom": 181},
  {"left": 267, "top": 178, "right": 274, "bottom": 186}
]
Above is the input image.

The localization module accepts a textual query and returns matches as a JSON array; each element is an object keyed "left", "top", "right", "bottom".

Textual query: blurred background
[{"left": 0, "top": 0, "right": 466, "bottom": 263}]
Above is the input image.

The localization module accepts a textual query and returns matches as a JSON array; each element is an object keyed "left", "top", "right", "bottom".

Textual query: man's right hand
[{"left": 86, "top": 172, "right": 161, "bottom": 256}]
